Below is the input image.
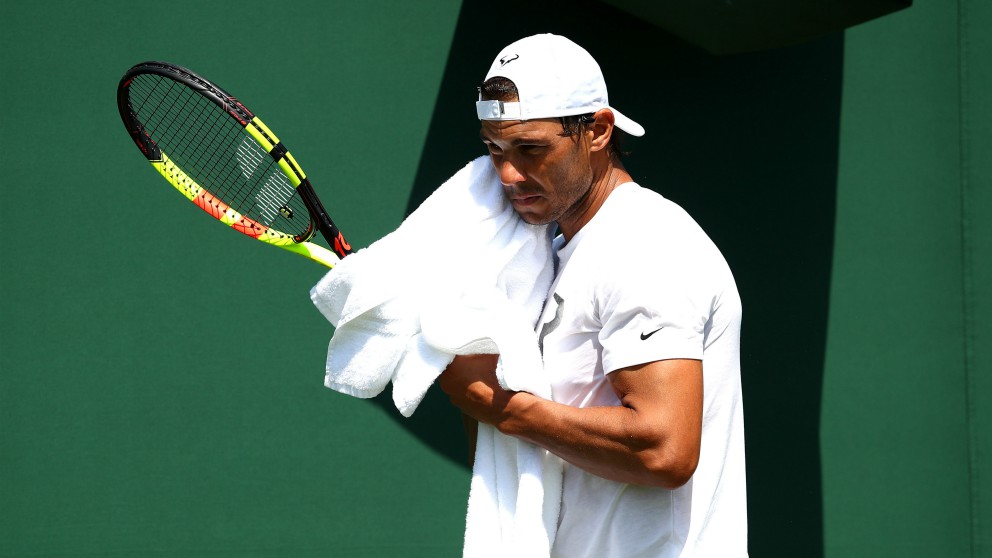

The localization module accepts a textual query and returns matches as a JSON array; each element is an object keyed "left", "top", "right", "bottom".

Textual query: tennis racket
[{"left": 117, "top": 61, "right": 351, "bottom": 268}]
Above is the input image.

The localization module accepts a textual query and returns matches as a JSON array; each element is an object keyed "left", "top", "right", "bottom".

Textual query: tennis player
[{"left": 439, "top": 34, "right": 748, "bottom": 557}]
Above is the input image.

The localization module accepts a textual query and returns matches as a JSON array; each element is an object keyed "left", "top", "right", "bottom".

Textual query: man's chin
[
  {"left": 511, "top": 201, "right": 551, "bottom": 225},
  {"left": 512, "top": 208, "right": 550, "bottom": 225}
]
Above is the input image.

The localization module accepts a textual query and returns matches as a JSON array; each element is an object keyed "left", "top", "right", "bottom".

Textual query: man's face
[{"left": 480, "top": 118, "right": 593, "bottom": 227}]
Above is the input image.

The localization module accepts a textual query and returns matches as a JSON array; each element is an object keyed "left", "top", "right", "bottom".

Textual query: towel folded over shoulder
[{"left": 310, "top": 155, "right": 563, "bottom": 556}]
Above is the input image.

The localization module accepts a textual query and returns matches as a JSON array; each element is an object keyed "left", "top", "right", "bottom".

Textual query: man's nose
[{"left": 498, "top": 158, "right": 526, "bottom": 186}]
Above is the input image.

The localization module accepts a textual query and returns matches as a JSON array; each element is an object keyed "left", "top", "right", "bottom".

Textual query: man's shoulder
[
  {"left": 601, "top": 183, "right": 695, "bottom": 228},
  {"left": 588, "top": 183, "right": 736, "bottom": 287},
  {"left": 593, "top": 183, "right": 713, "bottom": 252}
]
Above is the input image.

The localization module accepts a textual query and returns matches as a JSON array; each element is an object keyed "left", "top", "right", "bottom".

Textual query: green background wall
[
  {"left": 821, "top": 0, "right": 991, "bottom": 554},
  {"left": 1, "top": 1, "right": 988, "bottom": 556}
]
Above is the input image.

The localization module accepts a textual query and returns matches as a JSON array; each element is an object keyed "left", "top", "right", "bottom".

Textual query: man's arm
[{"left": 437, "top": 354, "right": 703, "bottom": 489}]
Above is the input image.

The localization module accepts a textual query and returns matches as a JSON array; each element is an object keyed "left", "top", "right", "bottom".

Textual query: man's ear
[{"left": 589, "top": 109, "right": 615, "bottom": 153}]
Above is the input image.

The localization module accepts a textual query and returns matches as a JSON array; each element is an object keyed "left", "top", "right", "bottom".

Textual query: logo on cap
[{"left": 499, "top": 54, "right": 519, "bottom": 67}]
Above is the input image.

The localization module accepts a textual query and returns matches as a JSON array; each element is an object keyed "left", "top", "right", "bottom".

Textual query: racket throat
[{"left": 297, "top": 181, "right": 353, "bottom": 258}]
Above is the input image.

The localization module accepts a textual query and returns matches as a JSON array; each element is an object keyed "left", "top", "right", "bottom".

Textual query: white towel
[
  {"left": 421, "top": 294, "right": 563, "bottom": 557},
  {"left": 310, "top": 156, "right": 562, "bottom": 556}
]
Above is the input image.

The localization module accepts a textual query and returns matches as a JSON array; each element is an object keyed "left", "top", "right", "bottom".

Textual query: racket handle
[{"left": 297, "top": 181, "right": 353, "bottom": 259}]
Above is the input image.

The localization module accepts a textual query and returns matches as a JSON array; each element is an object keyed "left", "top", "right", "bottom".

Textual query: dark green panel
[
  {"left": 0, "top": 1, "right": 466, "bottom": 556},
  {"left": 602, "top": 0, "right": 911, "bottom": 54}
]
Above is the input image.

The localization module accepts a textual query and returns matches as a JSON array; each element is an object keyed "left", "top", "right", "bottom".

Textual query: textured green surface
[
  {"left": 962, "top": 0, "right": 992, "bottom": 552},
  {"left": 0, "top": 1, "right": 467, "bottom": 556},
  {"left": 821, "top": 0, "right": 991, "bottom": 555}
]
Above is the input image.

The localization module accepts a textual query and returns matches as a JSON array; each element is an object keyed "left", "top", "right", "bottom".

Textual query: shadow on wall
[{"left": 370, "top": 1, "right": 841, "bottom": 555}]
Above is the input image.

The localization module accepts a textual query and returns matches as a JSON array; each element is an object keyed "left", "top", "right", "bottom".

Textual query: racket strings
[
  {"left": 127, "top": 74, "right": 312, "bottom": 240},
  {"left": 236, "top": 139, "right": 297, "bottom": 225},
  {"left": 169, "top": 82, "right": 262, "bottom": 212}
]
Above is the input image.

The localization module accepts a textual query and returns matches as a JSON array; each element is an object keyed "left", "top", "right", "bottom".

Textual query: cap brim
[{"left": 609, "top": 107, "right": 645, "bottom": 137}]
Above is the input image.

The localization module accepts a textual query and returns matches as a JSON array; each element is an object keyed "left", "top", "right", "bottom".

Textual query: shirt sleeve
[{"left": 597, "top": 264, "right": 711, "bottom": 374}]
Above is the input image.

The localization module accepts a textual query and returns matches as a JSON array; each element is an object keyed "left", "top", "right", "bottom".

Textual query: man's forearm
[
  {"left": 498, "top": 388, "right": 698, "bottom": 489},
  {"left": 440, "top": 355, "right": 703, "bottom": 489}
]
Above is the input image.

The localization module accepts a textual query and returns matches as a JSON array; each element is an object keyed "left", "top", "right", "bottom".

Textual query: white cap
[{"left": 476, "top": 33, "right": 645, "bottom": 137}]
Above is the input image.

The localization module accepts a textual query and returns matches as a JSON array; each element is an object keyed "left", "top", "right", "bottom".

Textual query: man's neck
[{"left": 558, "top": 161, "right": 632, "bottom": 241}]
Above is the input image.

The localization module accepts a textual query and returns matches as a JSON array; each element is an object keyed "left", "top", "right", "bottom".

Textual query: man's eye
[
  {"left": 485, "top": 143, "right": 502, "bottom": 154},
  {"left": 519, "top": 144, "right": 545, "bottom": 153}
]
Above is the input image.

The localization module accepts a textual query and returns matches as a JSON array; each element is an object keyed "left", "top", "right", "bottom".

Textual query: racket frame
[{"left": 117, "top": 61, "right": 352, "bottom": 267}]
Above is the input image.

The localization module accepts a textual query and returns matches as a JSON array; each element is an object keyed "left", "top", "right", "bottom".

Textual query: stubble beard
[
  {"left": 517, "top": 150, "right": 595, "bottom": 228},
  {"left": 541, "top": 157, "right": 595, "bottom": 229}
]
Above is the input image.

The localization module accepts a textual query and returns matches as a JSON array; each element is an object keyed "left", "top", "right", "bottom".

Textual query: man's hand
[{"left": 437, "top": 354, "right": 523, "bottom": 428}]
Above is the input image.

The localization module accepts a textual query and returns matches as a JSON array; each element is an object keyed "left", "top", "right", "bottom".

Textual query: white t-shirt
[{"left": 536, "top": 183, "right": 748, "bottom": 558}]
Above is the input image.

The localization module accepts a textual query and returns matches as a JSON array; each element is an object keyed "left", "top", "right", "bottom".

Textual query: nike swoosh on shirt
[{"left": 640, "top": 327, "right": 664, "bottom": 340}]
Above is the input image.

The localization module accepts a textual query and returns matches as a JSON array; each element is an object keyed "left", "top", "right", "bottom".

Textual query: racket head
[{"left": 117, "top": 62, "right": 321, "bottom": 249}]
